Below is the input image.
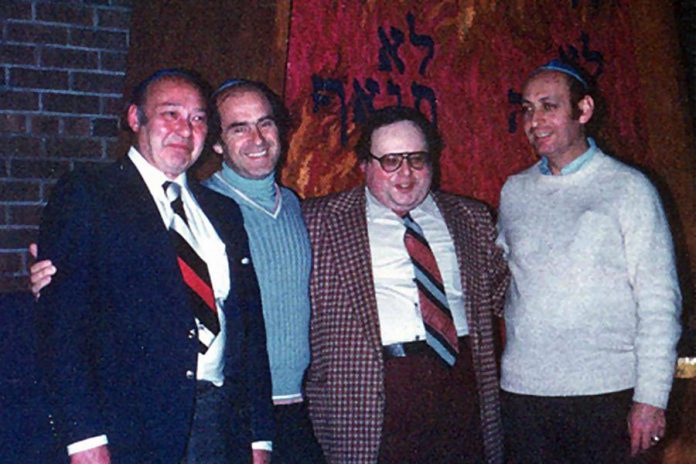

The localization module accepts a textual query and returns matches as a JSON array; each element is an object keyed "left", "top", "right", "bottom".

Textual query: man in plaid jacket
[{"left": 303, "top": 106, "right": 509, "bottom": 464}]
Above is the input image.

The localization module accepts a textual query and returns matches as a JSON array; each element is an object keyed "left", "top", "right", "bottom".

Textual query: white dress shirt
[
  {"left": 129, "top": 147, "right": 230, "bottom": 384},
  {"left": 365, "top": 188, "right": 469, "bottom": 346}
]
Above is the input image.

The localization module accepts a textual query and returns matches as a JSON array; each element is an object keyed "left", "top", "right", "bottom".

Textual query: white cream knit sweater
[{"left": 497, "top": 148, "right": 681, "bottom": 408}]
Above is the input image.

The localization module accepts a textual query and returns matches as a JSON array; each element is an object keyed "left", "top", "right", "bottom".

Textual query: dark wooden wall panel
[{"left": 126, "top": 0, "right": 289, "bottom": 94}]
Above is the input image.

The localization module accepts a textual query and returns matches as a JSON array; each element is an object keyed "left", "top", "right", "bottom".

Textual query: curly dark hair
[{"left": 354, "top": 105, "right": 442, "bottom": 165}]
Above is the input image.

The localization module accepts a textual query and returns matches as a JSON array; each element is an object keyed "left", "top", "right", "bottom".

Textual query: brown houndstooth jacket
[{"left": 303, "top": 187, "right": 509, "bottom": 464}]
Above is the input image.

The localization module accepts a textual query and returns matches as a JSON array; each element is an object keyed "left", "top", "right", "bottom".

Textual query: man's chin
[
  {"left": 164, "top": 161, "right": 195, "bottom": 179},
  {"left": 532, "top": 146, "right": 552, "bottom": 158},
  {"left": 391, "top": 198, "right": 425, "bottom": 214}
]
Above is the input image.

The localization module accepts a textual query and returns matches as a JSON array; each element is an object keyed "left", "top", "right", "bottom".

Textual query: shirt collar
[
  {"left": 539, "top": 137, "right": 597, "bottom": 176},
  {"left": 128, "top": 146, "right": 188, "bottom": 196}
]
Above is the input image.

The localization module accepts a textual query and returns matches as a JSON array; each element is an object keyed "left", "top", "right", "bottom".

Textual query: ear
[
  {"left": 127, "top": 104, "right": 140, "bottom": 132},
  {"left": 359, "top": 160, "right": 367, "bottom": 175},
  {"left": 212, "top": 141, "right": 224, "bottom": 155},
  {"left": 577, "top": 95, "right": 595, "bottom": 125}
]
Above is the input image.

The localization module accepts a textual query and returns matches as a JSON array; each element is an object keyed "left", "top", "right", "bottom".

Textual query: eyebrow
[
  {"left": 224, "top": 115, "right": 276, "bottom": 130},
  {"left": 520, "top": 95, "right": 558, "bottom": 105}
]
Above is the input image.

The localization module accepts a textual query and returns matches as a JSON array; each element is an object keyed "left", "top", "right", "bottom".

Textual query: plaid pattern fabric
[{"left": 303, "top": 187, "right": 510, "bottom": 464}]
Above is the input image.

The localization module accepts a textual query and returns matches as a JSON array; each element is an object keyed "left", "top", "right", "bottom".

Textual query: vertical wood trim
[{"left": 269, "top": 0, "right": 292, "bottom": 96}]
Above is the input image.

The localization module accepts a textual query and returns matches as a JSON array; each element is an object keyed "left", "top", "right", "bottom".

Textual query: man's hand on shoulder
[
  {"left": 628, "top": 401, "right": 665, "bottom": 456},
  {"left": 70, "top": 445, "right": 111, "bottom": 464},
  {"left": 252, "top": 449, "right": 271, "bottom": 464}
]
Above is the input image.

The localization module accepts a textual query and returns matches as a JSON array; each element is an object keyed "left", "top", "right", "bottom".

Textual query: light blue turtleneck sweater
[{"left": 203, "top": 164, "right": 312, "bottom": 400}]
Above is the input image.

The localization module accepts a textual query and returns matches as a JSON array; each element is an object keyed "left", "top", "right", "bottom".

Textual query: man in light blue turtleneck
[{"left": 202, "top": 79, "right": 324, "bottom": 464}]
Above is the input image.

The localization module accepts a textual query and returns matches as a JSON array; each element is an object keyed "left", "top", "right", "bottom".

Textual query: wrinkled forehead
[
  {"left": 143, "top": 76, "right": 205, "bottom": 106},
  {"left": 522, "top": 71, "right": 572, "bottom": 99},
  {"left": 215, "top": 86, "right": 272, "bottom": 114}
]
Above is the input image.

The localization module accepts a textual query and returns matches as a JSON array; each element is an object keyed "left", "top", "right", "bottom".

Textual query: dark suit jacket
[
  {"left": 303, "top": 187, "right": 509, "bottom": 464},
  {"left": 36, "top": 157, "right": 273, "bottom": 463}
]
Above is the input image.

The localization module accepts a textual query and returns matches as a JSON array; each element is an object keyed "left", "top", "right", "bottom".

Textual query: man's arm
[
  {"left": 242, "top": 255, "right": 275, "bottom": 446},
  {"left": 194, "top": 185, "right": 275, "bottom": 453},
  {"left": 486, "top": 209, "right": 510, "bottom": 318},
  {"left": 620, "top": 176, "right": 682, "bottom": 454},
  {"left": 36, "top": 171, "right": 108, "bottom": 455},
  {"left": 28, "top": 243, "right": 109, "bottom": 460}
]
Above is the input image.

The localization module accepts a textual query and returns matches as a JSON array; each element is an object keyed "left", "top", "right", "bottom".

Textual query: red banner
[{"left": 282, "top": 1, "right": 648, "bottom": 207}]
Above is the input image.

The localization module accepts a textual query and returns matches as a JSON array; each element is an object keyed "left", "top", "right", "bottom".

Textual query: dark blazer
[
  {"left": 303, "top": 187, "right": 509, "bottom": 464},
  {"left": 36, "top": 157, "right": 273, "bottom": 463}
]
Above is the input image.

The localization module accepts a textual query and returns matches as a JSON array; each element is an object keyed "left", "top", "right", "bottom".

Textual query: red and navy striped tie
[
  {"left": 403, "top": 213, "right": 458, "bottom": 366},
  {"left": 164, "top": 181, "right": 219, "bottom": 354}
]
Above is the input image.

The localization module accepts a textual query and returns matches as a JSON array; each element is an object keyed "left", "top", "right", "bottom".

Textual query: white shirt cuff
[
  {"left": 67, "top": 435, "right": 109, "bottom": 455},
  {"left": 252, "top": 441, "right": 273, "bottom": 452}
]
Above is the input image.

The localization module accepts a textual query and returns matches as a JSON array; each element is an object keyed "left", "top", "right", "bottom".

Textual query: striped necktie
[
  {"left": 403, "top": 213, "right": 459, "bottom": 366},
  {"left": 163, "top": 181, "right": 220, "bottom": 354}
]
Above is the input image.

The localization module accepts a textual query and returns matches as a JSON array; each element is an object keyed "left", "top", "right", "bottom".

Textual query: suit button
[
  {"left": 241, "top": 257, "right": 250, "bottom": 265},
  {"left": 188, "top": 329, "right": 196, "bottom": 339},
  {"left": 186, "top": 370, "right": 195, "bottom": 379}
]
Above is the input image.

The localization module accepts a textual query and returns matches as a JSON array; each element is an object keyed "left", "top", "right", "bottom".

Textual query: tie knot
[
  {"left": 402, "top": 212, "right": 418, "bottom": 228},
  {"left": 163, "top": 181, "right": 182, "bottom": 202},
  {"left": 163, "top": 181, "right": 187, "bottom": 224}
]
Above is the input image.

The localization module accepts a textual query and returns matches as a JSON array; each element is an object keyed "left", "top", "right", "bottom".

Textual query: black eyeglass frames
[{"left": 368, "top": 151, "right": 430, "bottom": 172}]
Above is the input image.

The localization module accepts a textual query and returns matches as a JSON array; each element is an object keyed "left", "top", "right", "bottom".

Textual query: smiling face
[
  {"left": 127, "top": 77, "right": 208, "bottom": 179},
  {"left": 521, "top": 71, "right": 594, "bottom": 173},
  {"left": 213, "top": 88, "right": 281, "bottom": 180},
  {"left": 362, "top": 120, "right": 432, "bottom": 216}
]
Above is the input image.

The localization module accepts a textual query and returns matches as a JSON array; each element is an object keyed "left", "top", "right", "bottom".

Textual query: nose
[
  {"left": 395, "top": 157, "right": 413, "bottom": 176},
  {"left": 251, "top": 124, "right": 267, "bottom": 145},
  {"left": 530, "top": 108, "right": 543, "bottom": 128},
  {"left": 176, "top": 117, "right": 193, "bottom": 137}
]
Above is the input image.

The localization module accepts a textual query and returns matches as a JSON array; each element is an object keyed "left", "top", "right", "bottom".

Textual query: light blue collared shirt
[{"left": 539, "top": 138, "right": 597, "bottom": 175}]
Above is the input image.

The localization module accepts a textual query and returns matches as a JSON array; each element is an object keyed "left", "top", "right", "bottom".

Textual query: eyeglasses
[{"left": 368, "top": 151, "right": 429, "bottom": 172}]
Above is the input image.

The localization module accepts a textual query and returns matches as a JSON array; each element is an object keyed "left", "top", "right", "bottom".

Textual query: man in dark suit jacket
[
  {"left": 36, "top": 69, "right": 273, "bottom": 464},
  {"left": 303, "top": 106, "right": 509, "bottom": 463}
]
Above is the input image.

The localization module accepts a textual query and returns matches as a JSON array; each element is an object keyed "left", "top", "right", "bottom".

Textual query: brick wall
[{"left": 1, "top": 0, "right": 133, "bottom": 292}]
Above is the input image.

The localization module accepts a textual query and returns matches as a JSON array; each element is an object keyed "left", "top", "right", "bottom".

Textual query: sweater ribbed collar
[{"left": 219, "top": 163, "right": 277, "bottom": 211}]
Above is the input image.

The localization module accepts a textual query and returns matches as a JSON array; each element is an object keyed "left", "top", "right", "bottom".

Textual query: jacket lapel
[
  {"left": 328, "top": 188, "right": 384, "bottom": 356},
  {"left": 112, "top": 157, "right": 174, "bottom": 253},
  {"left": 189, "top": 180, "right": 239, "bottom": 252},
  {"left": 110, "top": 157, "right": 192, "bottom": 308},
  {"left": 432, "top": 192, "right": 477, "bottom": 336}
]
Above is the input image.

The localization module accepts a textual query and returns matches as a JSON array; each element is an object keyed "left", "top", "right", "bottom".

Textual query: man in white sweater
[{"left": 496, "top": 60, "right": 682, "bottom": 463}]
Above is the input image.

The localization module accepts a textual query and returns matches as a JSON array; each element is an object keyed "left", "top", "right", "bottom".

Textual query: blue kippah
[
  {"left": 535, "top": 59, "right": 589, "bottom": 89},
  {"left": 212, "top": 78, "right": 253, "bottom": 100}
]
